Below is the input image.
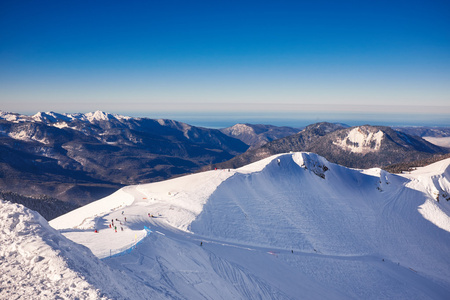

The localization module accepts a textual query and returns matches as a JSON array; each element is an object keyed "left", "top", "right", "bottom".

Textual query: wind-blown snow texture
[
  {"left": 3, "top": 152, "right": 450, "bottom": 299},
  {"left": 0, "top": 200, "right": 161, "bottom": 299}
]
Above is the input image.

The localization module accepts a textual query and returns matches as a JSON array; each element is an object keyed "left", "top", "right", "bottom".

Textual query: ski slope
[{"left": 3, "top": 152, "right": 450, "bottom": 299}]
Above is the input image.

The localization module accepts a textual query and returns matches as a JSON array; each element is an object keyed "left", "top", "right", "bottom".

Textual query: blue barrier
[{"left": 101, "top": 226, "right": 152, "bottom": 260}]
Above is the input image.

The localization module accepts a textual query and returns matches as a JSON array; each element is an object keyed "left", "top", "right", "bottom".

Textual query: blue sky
[{"left": 1, "top": 0, "right": 449, "bottom": 127}]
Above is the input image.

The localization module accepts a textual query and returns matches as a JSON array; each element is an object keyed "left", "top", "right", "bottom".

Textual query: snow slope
[
  {"left": 4, "top": 152, "right": 450, "bottom": 299},
  {"left": 0, "top": 200, "right": 164, "bottom": 299}
]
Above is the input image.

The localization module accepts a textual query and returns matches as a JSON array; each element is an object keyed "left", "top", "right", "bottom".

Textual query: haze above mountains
[{"left": 1, "top": 110, "right": 449, "bottom": 220}]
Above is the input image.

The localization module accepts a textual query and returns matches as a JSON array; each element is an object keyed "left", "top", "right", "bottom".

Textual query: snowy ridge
[
  {"left": 0, "top": 110, "right": 130, "bottom": 124},
  {"left": 45, "top": 152, "right": 450, "bottom": 299},
  {"left": 403, "top": 158, "right": 450, "bottom": 232},
  {"left": 0, "top": 200, "right": 160, "bottom": 299}
]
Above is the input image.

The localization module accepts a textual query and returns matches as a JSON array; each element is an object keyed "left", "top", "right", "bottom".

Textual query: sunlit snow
[
  {"left": 2, "top": 152, "right": 450, "bottom": 299},
  {"left": 333, "top": 127, "right": 384, "bottom": 153}
]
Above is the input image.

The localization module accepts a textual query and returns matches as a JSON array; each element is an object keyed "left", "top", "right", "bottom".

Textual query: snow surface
[
  {"left": 3, "top": 152, "right": 450, "bottom": 299},
  {"left": 333, "top": 127, "right": 384, "bottom": 153},
  {"left": 0, "top": 200, "right": 163, "bottom": 299}
]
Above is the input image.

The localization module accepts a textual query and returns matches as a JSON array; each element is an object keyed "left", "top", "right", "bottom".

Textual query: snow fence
[{"left": 100, "top": 226, "right": 152, "bottom": 260}]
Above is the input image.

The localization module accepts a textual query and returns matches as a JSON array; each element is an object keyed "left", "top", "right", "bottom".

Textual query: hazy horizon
[
  {"left": 1, "top": 1, "right": 449, "bottom": 127},
  {"left": 2, "top": 107, "right": 449, "bottom": 129}
]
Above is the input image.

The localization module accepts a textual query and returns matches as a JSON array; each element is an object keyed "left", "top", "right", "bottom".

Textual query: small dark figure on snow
[{"left": 200, "top": 242, "right": 203, "bottom": 246}]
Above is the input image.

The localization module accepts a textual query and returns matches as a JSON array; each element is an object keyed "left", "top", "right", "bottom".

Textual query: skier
[{"left": 200, "top": 242, "right": 203, "bottom": 246}]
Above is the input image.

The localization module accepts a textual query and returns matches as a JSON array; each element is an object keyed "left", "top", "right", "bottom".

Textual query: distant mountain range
[
  {"left": 394, "top": 126, "right": 450, "bottom": 138},
  {"left": 0, "top": 111, "right": 248, "bottom": 206},
  {"left": 209, "top": 122, "right": 449, "bottom": 170},
  {"left": 1, "top": 111, "right": 449, "bottom": 218}
]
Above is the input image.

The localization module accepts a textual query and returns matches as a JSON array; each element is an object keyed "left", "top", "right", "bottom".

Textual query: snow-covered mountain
[
  {"left": 0, "top": 110, "right": 248, "bottom": 207},
  {"left": 211, "top": 123, "right": 449, "bottom": 171},
  {"left": 7, "top": 152, "right": 442, "bottom": 299}
]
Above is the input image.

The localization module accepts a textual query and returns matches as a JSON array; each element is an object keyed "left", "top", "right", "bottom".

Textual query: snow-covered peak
[
  {"left": 0, "top": 111, "right": 29, "bottom": 122},
  {"left": 225, "top": 124, "right": 255, "bottom": 135},
  {"left": 84, "top": 110, "right": 116, "bottom": 122},
  {"left": 333, "top": 127, "right": 384, "bottom": 153},
  {"left": 32, "top": 111, "right": 73, "bottom": 123}
]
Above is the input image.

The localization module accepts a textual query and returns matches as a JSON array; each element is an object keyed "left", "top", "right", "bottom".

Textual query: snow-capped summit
[
  {"left": 224, "top": 123, "right": 256, "bottom": 135},
  {"left": 32, "top": 111, "right": 72, "bottom": 123},
  {"left": 0, "top": 111, "right": 29, "bottom": 123},
  {"left": 84, "top": 110, "right": 117, "bottom": 122}
]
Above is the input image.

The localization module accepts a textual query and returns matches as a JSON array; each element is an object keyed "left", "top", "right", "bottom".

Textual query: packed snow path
[{"left": 48, "top": 152, "right": 450, "bottom": 299}]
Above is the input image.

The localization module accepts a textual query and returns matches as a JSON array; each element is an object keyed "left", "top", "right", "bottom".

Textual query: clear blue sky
[{"left": 1, "top": 0, "right": 449, "bottom": 127}]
